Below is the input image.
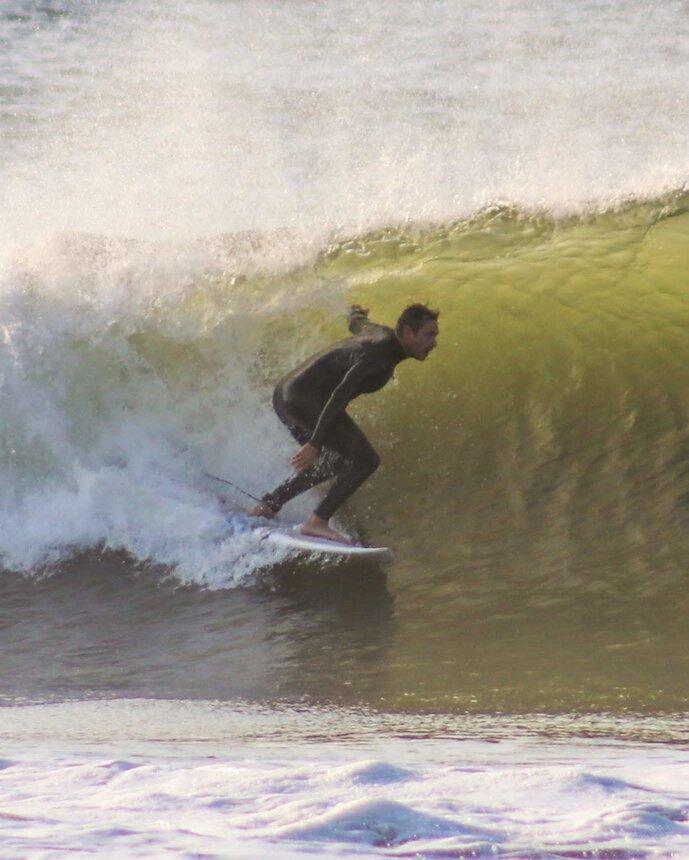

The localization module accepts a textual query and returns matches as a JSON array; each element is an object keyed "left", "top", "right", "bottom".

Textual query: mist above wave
[{"left": 1, "top": 0, "right": 688, "bottom": 252}]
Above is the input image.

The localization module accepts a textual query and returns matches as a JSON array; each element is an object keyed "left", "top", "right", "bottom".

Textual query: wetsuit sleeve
[
  {"left": 309, "top": 359, "right": 371, "bottom": 448},
  {"left": 348, "top": 306, "right": 386, "bottom": 335}
]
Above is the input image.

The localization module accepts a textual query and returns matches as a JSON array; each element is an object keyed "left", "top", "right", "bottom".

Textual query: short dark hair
[{"left": 395, "top": 303, "right": 439, "bottom": 336}]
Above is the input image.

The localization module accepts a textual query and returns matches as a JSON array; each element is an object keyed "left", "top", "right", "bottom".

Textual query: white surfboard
[
  {"left": 257, "top": 524, "right": 394, "bottom": 564},
  {"left": 209, "top": 473, "right": 395, "bottom": 563}
]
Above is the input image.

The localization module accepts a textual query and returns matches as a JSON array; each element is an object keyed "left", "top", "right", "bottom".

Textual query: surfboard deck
[
  {"left": 216, "top": 493, "right": 394, "bottom": 564},
  {"left": 258, "top": 524, "right": 394, "bottom": 564}
]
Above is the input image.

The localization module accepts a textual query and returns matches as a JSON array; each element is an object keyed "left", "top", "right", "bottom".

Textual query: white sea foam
[
  {"left": 0, "top": 233, "right": 328, "bottom": 579},
  {"left": 0, "top": 710, "right": 687, "bottom": 858}
]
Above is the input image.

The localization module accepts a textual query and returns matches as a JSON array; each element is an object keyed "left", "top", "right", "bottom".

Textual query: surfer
[{"left": 249, "top": 303, "right": 439, "bottom": 543}]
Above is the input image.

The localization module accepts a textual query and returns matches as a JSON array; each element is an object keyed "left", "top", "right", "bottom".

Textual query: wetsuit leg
[
  {"left": 260, "top": 392, "right": 341, "bottom": 514},
  {"left": 313, "top": 412, "right": 380, "bottom": 520},
  {"left": 262, "top": 448, "right": 340, "bottom": 514},
  {"left": 261, "top": 390, "right": 379, "bottom": 518}
]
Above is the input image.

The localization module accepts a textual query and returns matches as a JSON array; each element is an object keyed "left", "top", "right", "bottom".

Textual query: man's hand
[
  {"left": 290, "top": 442, "right": 319, "bottom": 473},
  {"left": 350, "top": 304, "right": 369, "bottom": 317}
]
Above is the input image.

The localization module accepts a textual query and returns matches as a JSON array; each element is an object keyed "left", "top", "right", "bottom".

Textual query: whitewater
[
  {"left": 2, "top": 701, "right": 689, "bottom": 858},
  {"left": 3, "top": 0, "right": 689, "bottom": 856}
]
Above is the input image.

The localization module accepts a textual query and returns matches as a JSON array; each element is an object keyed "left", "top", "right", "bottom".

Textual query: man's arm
[
  {"left": 348, "top": 305, "right": 386, "bottom": 336},
  {"left": 290, "top": 359, "right": 372, "bottom": 472}
]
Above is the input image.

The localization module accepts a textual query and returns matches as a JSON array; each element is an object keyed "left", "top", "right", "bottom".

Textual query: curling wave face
[
  {"left": 6, "top": 195, "right": 689, "bottom": 706},
  {"left": 6, "top": 200, "right": 689, "bottom": 709},
  {"left": 2, "top": 198, "right": 689, "bottom": 592}
]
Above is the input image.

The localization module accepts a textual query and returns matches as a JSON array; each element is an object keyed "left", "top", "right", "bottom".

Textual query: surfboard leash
[{"left": 203, "top": 471, "right": 264, "bottom": 505}]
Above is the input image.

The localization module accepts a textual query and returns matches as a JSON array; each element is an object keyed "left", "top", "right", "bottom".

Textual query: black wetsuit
[{"left": 262, "top": 308, "right": 408, "bottom": 519}]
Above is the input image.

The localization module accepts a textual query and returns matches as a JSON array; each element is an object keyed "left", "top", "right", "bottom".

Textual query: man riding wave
[{"left": 250, "top": 303, "right": 439, "bottom": 543}]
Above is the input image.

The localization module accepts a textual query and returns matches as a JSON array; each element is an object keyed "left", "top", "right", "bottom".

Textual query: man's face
[{"left": 402, "top": 319, "right": 439, "bottom": 360}]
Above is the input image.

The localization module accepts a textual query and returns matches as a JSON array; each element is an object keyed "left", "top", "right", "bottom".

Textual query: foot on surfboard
[{"left": 299, "top": 515, "right": 352, "bottom": 545}]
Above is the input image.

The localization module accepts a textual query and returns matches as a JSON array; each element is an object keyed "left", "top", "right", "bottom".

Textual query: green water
[
  {"left": 6, "top": 197, "right": 689, "bottom": 713},
  {"left": 283, "top": 199, "right": 689, "bottom": 712}
]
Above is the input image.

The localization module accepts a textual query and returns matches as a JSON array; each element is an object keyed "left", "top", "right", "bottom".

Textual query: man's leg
[
  {"left": 252, "top": 395, "right": 380, "bottom": 543},
  {"left": 251, "top": 393, "right": 339, "bottom": 517},
  {"left": 299, "top": 413, "right": 380, "bottom": 543},
  {"left": 259, "top": 446, "right": 339, "bottom": 516}
]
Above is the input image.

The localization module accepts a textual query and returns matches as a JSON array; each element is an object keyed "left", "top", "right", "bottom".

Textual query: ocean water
[{"left": 2, "top": 0, "right": 689, "bottom": 855}]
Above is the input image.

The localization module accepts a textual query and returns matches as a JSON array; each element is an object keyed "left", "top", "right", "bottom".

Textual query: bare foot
[
  {"left": 299, "top": 515, "right": 351, "bottom": 545},
  {"left": 248, "top": 501, "right": 276, "bottom": 519}
]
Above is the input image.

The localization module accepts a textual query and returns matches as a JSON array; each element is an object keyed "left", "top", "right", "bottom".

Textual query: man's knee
[{"left": 360, "top": 447, "right": 380, "bottom": 477}]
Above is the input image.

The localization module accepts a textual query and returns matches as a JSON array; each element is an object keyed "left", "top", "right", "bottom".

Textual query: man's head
[{"left": 396, "top": 303, "right": 439, "bottom": 360}]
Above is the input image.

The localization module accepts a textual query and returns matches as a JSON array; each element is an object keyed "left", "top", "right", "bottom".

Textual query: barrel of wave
[{"left": 296, "top": 202, "right": 689, "bottom": 607}]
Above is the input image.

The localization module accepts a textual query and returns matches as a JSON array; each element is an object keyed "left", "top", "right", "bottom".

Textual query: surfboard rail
[{"left": 257, "top": 525, "right": 394, "bottom": 564}]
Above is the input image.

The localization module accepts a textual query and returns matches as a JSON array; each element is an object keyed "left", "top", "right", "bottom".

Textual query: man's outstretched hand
[
  {"left": 291, "top": 442, "right": 319, "bottom": 473},
  {"left": 350, "top": 304, "right": 369, "bottom": 317}
]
